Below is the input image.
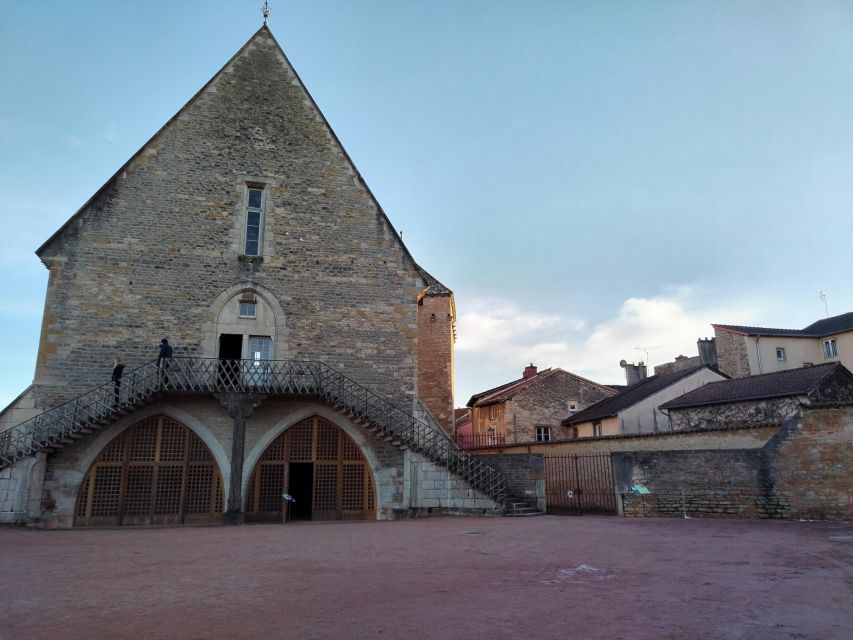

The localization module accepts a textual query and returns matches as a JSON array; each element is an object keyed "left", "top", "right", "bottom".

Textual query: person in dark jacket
[
  {"left": 111, "top": 358, "right": 125, "bottom": 407},
  {"left": 158, "top": 339, "right": 173, "bottom": 387}
]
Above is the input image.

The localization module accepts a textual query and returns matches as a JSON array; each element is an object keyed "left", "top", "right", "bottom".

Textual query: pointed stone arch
[
  {"left": 74, "top": 414, "right": 224, "bottom": 527},
  {"left": 244, "top": 414, "right": 377, "bottom": 522}
]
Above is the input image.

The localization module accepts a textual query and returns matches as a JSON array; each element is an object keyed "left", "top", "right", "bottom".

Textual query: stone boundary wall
[
  {"left": 613, "top": 450, "right": 785, "bottom": 519},
  {"left": 475, "top": 454, "right": 545, "bottom": 511},
  {"left": 613, "top": 403, "right": 853, "bottom": 520},
  {"left": 470, "top": 424, "right": 780, "bottom": 456}
]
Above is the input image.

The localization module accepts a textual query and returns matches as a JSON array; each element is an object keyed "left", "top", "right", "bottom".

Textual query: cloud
[
  {"left": 456, "top": 298, "right": 583, "bottom": 359},
  {"left": 455, "top": 288, "right": 766, "bottom": 400}
]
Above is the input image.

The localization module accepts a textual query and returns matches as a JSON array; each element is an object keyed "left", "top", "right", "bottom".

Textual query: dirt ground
[{"left": 1, "top": 516, "right": 851, "bottom": 640}]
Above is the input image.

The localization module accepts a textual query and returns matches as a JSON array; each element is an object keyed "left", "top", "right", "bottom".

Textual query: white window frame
[
  {"left": 823, "top": 338, "right": 838, "bottom": 359},
  {"left": 239, "top": 301, "right": 257, "bottom": 319},
  {"left": 243, "top": 186, "right": 264, "bottom": 256},
  {"left": 593, "top": 421, "right": 603, "bottom": 437},
  {"left": 776, "top": 347, "right": 786, "bottom": 361},
  {"left": 535, "top": 426, "right": 551, "bottom": 442},
  {"left": 567, "top": 400, "right": 578, "bottom": 412}
]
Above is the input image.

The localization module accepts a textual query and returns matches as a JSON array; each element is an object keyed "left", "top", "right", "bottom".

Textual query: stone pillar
[{"left": 219, "top": 393, "right": 265, "bottom": 524}]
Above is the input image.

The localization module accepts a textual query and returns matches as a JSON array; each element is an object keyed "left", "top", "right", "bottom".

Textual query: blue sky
[{"left": 1, "top": 1, "right": 852, "bottom": 408}]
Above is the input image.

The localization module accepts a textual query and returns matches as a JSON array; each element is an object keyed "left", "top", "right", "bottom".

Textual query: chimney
[
  {"left": 620, "top": 360, "right": 648, "bottom": 386},
  {"left": 674, "top": 354, "right": 688, "bottom": 362},
  {"left": 697, "top": 337, "right": 718, "bottom": 368},
  {"left": 523, "top": 363, "right": 538, "bottom": 379}
]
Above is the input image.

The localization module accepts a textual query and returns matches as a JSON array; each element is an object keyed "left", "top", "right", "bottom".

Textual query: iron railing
[
  {"left": 0, "top": 358, "right": 506, "bottom": 504},
  {"left": 455, "top": 433, "right": 507, "bottom": 450}
]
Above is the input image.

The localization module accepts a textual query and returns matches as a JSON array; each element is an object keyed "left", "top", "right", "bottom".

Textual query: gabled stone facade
[
  {"left": 34, "top": 26, "right": 429, "bottom": 409},
  {"left": 0, "top": 26, "right": 492, "bottom": 528}
]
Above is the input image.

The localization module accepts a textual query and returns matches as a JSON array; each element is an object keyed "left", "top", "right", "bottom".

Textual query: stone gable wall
[
  {"left": 507, "top": 373, "right": 614, "bottom": 443},
  {"left": 714, "top": 329, "right": 751, "bottom": 378},
  {"left": 33, "top": 30, "right": 423, "bottom": 409}
]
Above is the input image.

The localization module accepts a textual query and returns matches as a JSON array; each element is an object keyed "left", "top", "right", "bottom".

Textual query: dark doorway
[
  {"left": 218, "top": 334, "right": 242, "bottom": 387},
  {"left": 287, "top": 463, "right": 314, "bottom": 521}
]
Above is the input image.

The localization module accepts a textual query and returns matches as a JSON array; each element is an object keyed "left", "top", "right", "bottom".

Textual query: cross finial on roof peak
[{"left": 262, "top": 1, "right": 271, "bottom": 24}]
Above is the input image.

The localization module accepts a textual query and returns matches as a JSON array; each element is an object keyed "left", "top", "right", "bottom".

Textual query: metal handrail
[{"left": 0, "top": 358, "right": 506, "bottom": 503}]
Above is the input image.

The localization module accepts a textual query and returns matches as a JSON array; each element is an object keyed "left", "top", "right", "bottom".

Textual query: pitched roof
[
  {"left": 562, "top": 365, "right": 724, "bottom": 425},
  {"left": 35, "top": 25, "right": 429, "bottom": 291},
  {"left": 417, "top": 266, "right": 452, "bottom": 296},
  {"left": 659, "top": 363, "right": 852, "bottom": 410},
  {"left": 467, "top": 368, "right": 613, "bottom": 407},
  {"left": 714, "top": 311, "right": 853, "bottom": 338}
]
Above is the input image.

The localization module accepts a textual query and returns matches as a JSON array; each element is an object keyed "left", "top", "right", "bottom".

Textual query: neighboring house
[
  {"left": 714, "top": 312, "right": 853, "bottom": 379},
  {"left": 0, "top": 24, "right": 502, "bottom": 528},
  {"left": 466, "top": 365, "right": 615, "bottom": 445},
  {"left": 659, "top": 363, "right": 853, "bottom": 431},
  {"left": 563, "top": 365, "right": 728, "bottom": 437},
  {"left": 453, "top": 408, "right": 474, "bottom": 449}
]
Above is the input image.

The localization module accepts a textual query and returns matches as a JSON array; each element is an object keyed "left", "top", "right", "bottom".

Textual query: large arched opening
[
  {"left": 75, "top": 414, "right": 224, "bottom": 527},
  {"left": 245, "top": 415, "right": 376, "bottom": 522}
]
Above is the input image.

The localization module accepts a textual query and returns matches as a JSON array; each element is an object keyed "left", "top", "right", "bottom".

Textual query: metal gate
[
  {"left": 245, "top": 415, "right": 376, "bottom": 522},
  {"left": 544, "top": 453, "right": 617, "bottom": 515}
]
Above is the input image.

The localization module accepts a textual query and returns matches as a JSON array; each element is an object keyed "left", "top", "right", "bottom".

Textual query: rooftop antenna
[
  {"left": 634, "top": 345, "right": 665, "bottom": 366},
  {"left": 262, "top": 0, "right": 271, "bottom": 24},
  {"left": 819, "top": 290, "right": 829, "bottom": 317}
]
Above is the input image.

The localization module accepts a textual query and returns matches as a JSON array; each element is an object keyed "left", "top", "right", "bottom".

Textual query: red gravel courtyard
[{"left": 2, "top": 516, "right": 851, "bottom": 639}]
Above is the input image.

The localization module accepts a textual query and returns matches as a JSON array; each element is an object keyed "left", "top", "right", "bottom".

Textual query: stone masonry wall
[
  {"left": 507, "top": 372, "right": 614, "bottom": 443},
  {"left": 416, "top": 294, "right": 454, "bottom": 433},
  {"left": 669, "top": 397, "right": 803, "bottom": 431},
  {"left": 714, "top": 329, "right": 751, "bottom": 378},
  {"left": 33, "top": 28, "right": 424, "bottom": 410},
  {"left": 613, "top": 404, "right": 853, "bottom": 520},
  {"left": 476, "top": 454, "right": 545, "bottom": 505},
  {"left": 613, "top": 450, "right": 786, "bottom": 518},
  {"left": 766, "top": 404, "right": 853, "bottom": 520}
]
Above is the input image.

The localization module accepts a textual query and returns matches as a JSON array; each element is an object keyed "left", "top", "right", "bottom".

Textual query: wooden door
[
  {"left": 75, "top": 415, "right": 223, "bottom": 527},
  {"left": 245, "top": 416, "right": 376, "bottom": 522}
]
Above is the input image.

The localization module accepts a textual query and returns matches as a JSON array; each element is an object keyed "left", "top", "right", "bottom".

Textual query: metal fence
[
  {"left": 0, "top": 358, "right": 507, "bottom": 505},
  {"left": 454, "top": 433, "right": 507, "bottom": 450},
  {"left": 544, "top": 453, "right": 617, "bottom": 515}
]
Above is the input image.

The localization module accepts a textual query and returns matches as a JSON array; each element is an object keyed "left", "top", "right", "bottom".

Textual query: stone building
[
  {"left": 0, "top": 25, "right": 506, "bottom": 527},
  {"left": 713, "top": 312, "right": 853, "bottom": 379},
  {"left": 466, "top": 365, "right": 615, "bottom": 445},
  {"left": 659, "top": 363, "right": 853, "bottom": 431}
]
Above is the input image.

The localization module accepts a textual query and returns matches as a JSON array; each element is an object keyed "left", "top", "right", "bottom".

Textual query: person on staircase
[
  {"left": 111, "top": 358, "right": 125, "bottom": 407},
  {"left": 157, "top": 338, "right": 173, "bottom": 388}
]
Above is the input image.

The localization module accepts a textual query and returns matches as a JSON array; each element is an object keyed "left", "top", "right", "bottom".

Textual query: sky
[{"left": 1, "top": 1, "right": 852, "bottom": 409}]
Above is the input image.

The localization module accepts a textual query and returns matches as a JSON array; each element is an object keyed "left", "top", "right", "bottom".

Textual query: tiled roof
[
  {"left": 714, "top": 311, "right": 853, "bottom": 338},
  {"left": 417, "top": 266, "right": 452, "bottom": 296},
  {"left": 562, "top": 366, "right": 723, "bottom": 425},
  {"left": 467, "top": 368, "right": 613, "bottom": 407},
  {"left": 659, "top": 363, "right": 851, "bottom": 410}
]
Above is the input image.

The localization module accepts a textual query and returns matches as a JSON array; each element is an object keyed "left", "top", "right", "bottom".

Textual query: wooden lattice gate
[
  {"left": 544, "top": 453, "right": 617, "bottom": 516},
  {"left": 75, "top": 415, "right": 224, "bottom": 526},
  {"left": 245, "top": 416, "right": 376, "bottom": 522}
]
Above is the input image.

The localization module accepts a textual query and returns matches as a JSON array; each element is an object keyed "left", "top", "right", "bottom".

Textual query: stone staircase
[
  {"left": 0, "top": 358, "right": 507, "bottom": 506},
  {"left": 503, "top": 497, "right": 543, "bottom": 517}
]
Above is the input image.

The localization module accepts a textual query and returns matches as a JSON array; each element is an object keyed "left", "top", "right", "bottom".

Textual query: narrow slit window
[{"left": 244, "top": 188, "right": 264, "bottom": 256}]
